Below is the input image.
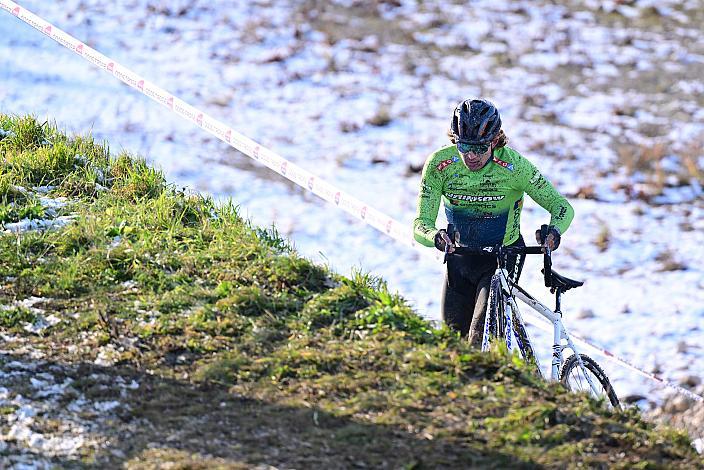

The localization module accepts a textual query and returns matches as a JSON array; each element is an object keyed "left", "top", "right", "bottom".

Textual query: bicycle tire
[
  {"left": 511, "top": 312, "right": 541, "bottom": 377},
  {"left": 560, "top": 354, "right": 619, "bottom": 408},
  {"left": 481, "top": 275, "right": 503, "bottom": 351},
  {"left": 492, "top": 275, "right": 508, "bottom": 339}
]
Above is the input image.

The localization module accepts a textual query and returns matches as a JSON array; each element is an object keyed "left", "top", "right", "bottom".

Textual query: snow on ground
[
  {"left": 0, "top": 190, "right": 76, "bottom": 234},
  {"left": 1, "top": 0, "right": 703, "bottom": 452},
  {"left": 0, "top": 337, "right": 141, "bottom": 467}
]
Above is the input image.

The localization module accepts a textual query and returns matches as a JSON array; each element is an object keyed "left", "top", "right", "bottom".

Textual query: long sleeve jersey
[{"left": 413, "top": 145, "right": 574, "bottom": 249}]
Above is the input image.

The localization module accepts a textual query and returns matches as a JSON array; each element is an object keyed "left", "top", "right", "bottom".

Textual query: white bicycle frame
[{"left": 487, "top": 266, "right": 604, "bottom": 396}]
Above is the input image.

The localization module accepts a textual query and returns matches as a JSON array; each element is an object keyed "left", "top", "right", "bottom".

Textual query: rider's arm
[
  {"left": 517, "top": 156, "right": 574, "bottom": 235},
  {"left": 413, "top": 154, "right": 444, "bottom": 247}
]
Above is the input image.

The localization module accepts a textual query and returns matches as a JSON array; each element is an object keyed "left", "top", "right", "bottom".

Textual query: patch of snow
[
  {"left": 33, "top": 185, "right": 57, "bottom": 193},
  {"left": 4, "top": 215, "right": 77, "bottom": 233},
  {"left": 94, "top": 345, "right": 120, "bottom": 367},
  {"left": 93, "top": 400, "right": 120, "bottom": 412},
  {"left": 0, "top": 128, "right": 16, "bottom": 139},
  {"left": 694, "top": 438, "right": 703, "bottom": 454}
]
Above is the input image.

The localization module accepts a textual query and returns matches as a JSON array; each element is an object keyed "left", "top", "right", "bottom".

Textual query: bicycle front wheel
[
  {"left": 560, "top": 354, "right": 619, "bottom": 408},
  {"left": 512, "top": 312, "right": 541, "bottom": 377},
  {"left": 481, "top": 275, "right": 503, "bottom": 351}
]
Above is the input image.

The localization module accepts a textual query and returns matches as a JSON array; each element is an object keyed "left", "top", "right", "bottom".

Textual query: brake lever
[
  {"left": 538, "top": 224, "right": 553, "bottom": 287},
  {"left": 543, "top": 245, "right": 553, "bottom": 288}
]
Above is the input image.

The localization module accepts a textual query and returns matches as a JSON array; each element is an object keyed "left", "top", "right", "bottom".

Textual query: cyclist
[{"left": 413, "top": 98, "right": 574, "bottom": 346}]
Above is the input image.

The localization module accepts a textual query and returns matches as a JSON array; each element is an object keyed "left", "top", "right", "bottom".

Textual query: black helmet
[{"left": 450, "top": 99, "right": 502, "bottom": 145}]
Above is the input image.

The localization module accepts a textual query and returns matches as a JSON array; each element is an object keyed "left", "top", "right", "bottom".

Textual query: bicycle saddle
[{"left": 548, "top": 269, "right": 584, "bottom": 291}]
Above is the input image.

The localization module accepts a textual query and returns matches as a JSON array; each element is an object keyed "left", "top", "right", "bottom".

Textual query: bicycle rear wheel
[
  {"left": 481, "top": 275, "right": 503, "bottom": 351},
  {"left": 560, "top": 354, "right": 619, "bottom": 408}
]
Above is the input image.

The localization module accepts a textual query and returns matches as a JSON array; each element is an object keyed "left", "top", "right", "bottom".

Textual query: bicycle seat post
[{"left": 555, "top": 288, "right": 563, "bottom": 317}]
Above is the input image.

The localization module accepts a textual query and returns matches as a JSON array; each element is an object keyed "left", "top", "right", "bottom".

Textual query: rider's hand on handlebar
[
  {"left": 434, "top": 229, "right": 457, "bottom": 254},
  {"left": 535, "top": 225, "right": 561, "bottom": 251}
]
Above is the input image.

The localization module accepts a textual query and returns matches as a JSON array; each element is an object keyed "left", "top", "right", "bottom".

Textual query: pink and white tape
[
  {"left": 0, "top": 0, "right": 430, "bottom": 259},
  {"left": 524, "top": 312, "right": 704, "bottom": 403},
  {"left": 3, "top": 0, "right": 701, "bottom": 404}
]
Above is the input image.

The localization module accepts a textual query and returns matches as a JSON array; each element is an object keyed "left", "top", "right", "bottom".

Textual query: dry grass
[
  {"left": 616, "top": 141, "right": 703, "bottom": 201},
  {"left": 594, "top": 222, "right": 611, "bottom": 252}
]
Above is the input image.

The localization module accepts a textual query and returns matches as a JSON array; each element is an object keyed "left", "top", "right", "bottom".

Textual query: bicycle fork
[
  {"left": 552, "top": 321, "right": 608, "bottom": 397},
  {"left": 504, "top": 302, "right": 512, "bottom": 351}
]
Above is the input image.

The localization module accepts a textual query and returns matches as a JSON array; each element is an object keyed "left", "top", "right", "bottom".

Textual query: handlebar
[
  {"left": 449, "top": 244, "right": 545, "bottom": 256},
  {"left": 443, "top": 223, "right": 553, "bottom": 287}
]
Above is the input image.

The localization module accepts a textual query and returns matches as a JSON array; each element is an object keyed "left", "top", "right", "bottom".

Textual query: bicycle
[{"left": 444, "top": 224, "right": 620, "bottom": 408}]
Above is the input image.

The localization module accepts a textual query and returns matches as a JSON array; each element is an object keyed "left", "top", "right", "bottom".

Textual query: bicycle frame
[{"left": 493, "top": 266, "right": 605, "bottom": 396}]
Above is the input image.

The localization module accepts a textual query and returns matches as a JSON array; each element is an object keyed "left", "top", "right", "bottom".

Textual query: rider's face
[{"left": 459, "top": 145, "right": 492, "bottom": 171}]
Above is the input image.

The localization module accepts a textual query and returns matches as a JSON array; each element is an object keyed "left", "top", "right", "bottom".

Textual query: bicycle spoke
[{"left": 566, "top": 363, "right": 609, "bottom": 401}]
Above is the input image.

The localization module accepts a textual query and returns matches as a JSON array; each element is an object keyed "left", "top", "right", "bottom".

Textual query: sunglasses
[{"left": 457, "top": 142, "right": 490, "bottom": 154}]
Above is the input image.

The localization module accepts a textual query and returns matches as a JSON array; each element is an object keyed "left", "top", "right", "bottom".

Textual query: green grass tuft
[{"left": 0, "top": 305, "right": 37, "bottom": 329}]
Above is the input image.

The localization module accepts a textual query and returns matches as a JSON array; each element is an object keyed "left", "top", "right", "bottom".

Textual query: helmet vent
[{"left": 450, "top": 99, "right": 502, "bottom": 145}]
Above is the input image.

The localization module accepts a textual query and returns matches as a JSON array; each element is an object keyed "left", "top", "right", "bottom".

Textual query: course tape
[
  {"left": 0, "top": 0, "right": 438, "bottom": 261},
  {"left": 3, "top": 1, "right": 701, "bottom": 405},
  {"left": 522, "top": 311, "right": 704, "bottom": 403}
]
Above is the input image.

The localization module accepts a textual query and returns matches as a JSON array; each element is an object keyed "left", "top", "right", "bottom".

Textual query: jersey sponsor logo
[
  {"left": 436, "top": 157, "right": 459, "bottom": 172},
  {"left": 512, "top": 198, "right": 522, "bottom": 234},
  {"left": 436, "top": 158, "right": 454, "bottom": 172},
  {"left": 534, "top": 178, "right": 548, "bottom": 190},
  {"left": 529, "top": 170, "right": 541, "bottom": 184},
  {"left": 480, "top": 180, "right": 499, "bottom": 189},
  {"left": 492, "top": 156, "right": 514, "bottom": 171},
  {"left": 445, "top": 193, "right": 505, "bottom": 202}
]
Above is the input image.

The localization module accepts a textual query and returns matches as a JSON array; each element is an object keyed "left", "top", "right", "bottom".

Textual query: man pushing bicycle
[{"left": 413, "top": 98, "right": 574, "bottom": 346}]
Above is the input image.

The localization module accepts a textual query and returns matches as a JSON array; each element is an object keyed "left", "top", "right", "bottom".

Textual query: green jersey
[{"left": 413, "top": 145, "right": 574, "bottom": 249}]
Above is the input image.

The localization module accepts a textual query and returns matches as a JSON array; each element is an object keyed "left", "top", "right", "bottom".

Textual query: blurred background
[{"left": 1, "top": 0, "right": 703, "bottom": 435}]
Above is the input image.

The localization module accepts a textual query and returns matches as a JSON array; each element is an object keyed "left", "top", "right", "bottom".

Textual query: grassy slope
[{"left": 0, "top": 114, "right": 700, "bottom": 468}]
